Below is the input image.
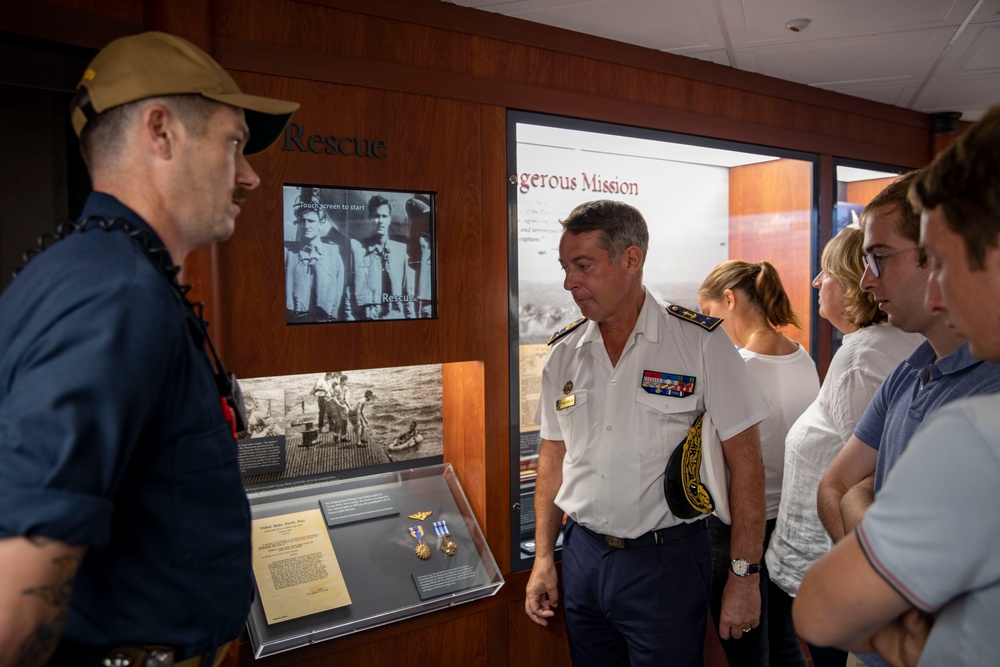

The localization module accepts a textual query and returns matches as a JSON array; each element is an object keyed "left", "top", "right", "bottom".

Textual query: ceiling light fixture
[{"left": 785, "top": 18, "right": 811, "bottom": 33}]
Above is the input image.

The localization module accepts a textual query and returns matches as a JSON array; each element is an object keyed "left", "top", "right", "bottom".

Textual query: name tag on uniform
[
  {"left": 641, "top": 370, "right": 695, "bottom": 397},
  {"left": 556, "top": 394, "right": 576, "bottom": 410}
]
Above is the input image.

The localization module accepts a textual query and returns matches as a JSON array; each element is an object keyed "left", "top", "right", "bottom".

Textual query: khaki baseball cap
[{"left": 71, "top": 31, "right": 299, "bottom": 155}]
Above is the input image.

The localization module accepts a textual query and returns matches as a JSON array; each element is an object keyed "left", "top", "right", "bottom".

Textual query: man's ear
[
  {"left": 986, "top": 230, "right": 1000, "bottom": 271},
  {"left": 624, "top": 245, "right": 644, "bottom": 274},
  {"left": 139, "top": 102, "right": 177, "bottom": 160}
]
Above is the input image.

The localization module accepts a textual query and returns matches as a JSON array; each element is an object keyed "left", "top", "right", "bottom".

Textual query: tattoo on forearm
[
  {"left": 25, "top": 535, "right": 54, "bottom": 547},
  {"left": 23, "top": 555, "right": 80, "bottom": 606},
  {"left": 17, "top": 611, "right": 67, "bottom": 667},
  {"left": 17, "top": 551, "right": 81, "bottom": 665}
]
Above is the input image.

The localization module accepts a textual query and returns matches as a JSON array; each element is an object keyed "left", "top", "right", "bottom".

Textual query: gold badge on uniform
[
  {"left": 563, "top": 381, "right": 574, "bottom": 394},
  {"left": 556, "top": 394, "right": 576, "bottom": 411}
]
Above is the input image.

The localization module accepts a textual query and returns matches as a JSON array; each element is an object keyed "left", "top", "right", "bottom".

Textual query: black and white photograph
[
  {"left": 283, "top": 184, "right": 437, "bottom": 324},
  {"left": 238, "top": 365, "right": 444, "bottom": 491},
  {"left": 244, "top": 389, "right": 286, "bottom": 438}
]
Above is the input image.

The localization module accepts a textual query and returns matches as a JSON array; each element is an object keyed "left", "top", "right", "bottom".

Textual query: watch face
[{"left": 731, "top": 558, "right": 749, "bottom": 576}]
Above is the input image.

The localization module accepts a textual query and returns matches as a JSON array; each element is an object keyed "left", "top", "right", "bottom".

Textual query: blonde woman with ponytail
[{"left": 698, "top": 260, "right": 821, "bottom": 666}]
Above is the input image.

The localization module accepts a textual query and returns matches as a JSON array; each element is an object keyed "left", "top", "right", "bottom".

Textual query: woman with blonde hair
[
  {"left": 698, "top": 260, "right": 821, "bottom": 666},
  {"left": 763, "top": 228, "right": 922, "bottom": 666}
]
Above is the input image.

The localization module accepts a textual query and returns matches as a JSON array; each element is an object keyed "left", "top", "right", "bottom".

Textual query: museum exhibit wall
[{"left": 1, "top": 1, "right": 936, "bottom": 665}]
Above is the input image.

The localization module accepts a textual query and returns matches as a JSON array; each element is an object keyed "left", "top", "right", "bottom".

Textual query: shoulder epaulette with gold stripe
[
  {"left": 666, "top": 304, "right": 722, "bottom": 332},
  {"left": 547, "top": 317, "right": 588, "bottom": 345}
]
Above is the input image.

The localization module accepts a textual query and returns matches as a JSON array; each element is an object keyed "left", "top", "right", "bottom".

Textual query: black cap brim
[{"left": 243, "top": 108, "right": 295, "bottom": 155}]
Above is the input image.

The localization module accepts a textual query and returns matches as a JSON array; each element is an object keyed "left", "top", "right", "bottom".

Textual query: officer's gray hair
[{"left": 560, "top": 200, "right": 648, "bottom": 268}]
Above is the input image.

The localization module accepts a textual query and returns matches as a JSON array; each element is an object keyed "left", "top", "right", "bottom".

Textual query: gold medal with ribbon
[
  {"left": 409, "top": 525, "right": 431, "bottom": 560},
  {"left": 433, "top": 520, "right": 457, "bottom": 556}
]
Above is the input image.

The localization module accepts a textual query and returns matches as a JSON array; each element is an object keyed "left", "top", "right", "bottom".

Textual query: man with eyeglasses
[{"left": 815, "top": 169, "right": 1000, "bottom": 667}]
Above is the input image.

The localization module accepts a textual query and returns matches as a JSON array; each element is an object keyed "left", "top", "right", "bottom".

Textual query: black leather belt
[{"left": 579, "top": 518, "right": 705, "bottom": 548}]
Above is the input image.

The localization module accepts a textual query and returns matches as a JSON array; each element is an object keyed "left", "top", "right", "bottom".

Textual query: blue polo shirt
[
  {"left": 0, "top": 192, "right": 253, "bottom": 663},
  {"left": 855, "top": 340, "right": 1000, "bottom": 492}
]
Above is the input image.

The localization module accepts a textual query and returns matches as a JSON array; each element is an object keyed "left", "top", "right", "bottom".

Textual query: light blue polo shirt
[{"left": 855, "top": 340, "right": 1000, "bottom": 492}]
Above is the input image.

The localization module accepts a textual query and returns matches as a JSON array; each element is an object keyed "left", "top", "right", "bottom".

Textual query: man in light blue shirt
[{"left": 816, "top": 171, "right": 1000, "bottom": 548}]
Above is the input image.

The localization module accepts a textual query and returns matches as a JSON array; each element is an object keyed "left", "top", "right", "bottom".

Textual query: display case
[
  {"left": 506, "top": 110, "right": 819, "bottom": 570},
  {"left": 245, "top": 463, "right": 503, "bottom": 657}
]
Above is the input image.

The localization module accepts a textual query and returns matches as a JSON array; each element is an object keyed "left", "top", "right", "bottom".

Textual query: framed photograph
[
  {"left": 238, "top": 364, "right": 444, "bottom": 493},
  {"left": 283, "top": 184, "right": 437, "bottom": 324}
]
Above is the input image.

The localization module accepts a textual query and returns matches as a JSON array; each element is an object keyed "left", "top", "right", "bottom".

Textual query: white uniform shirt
[{"left": 537, "top": 289, "right": 772, "bottom": 538}]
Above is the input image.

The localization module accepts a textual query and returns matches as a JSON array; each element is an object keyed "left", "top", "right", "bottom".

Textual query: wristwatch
[{"left": 730, "top": 558, "right": 761, "bottom": 577}]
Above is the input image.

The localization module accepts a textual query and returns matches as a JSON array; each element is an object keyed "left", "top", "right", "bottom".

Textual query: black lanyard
[{"left": 15, "top": 215, "right": 247, "bottom": 436}]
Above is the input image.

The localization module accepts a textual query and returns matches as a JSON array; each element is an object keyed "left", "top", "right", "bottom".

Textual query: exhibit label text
[
  {"left": 284, "top": 123, "right": 388, "bottom": 159},
  {"left": 517, "top": 172, "right": 640, "bottom": 196}
]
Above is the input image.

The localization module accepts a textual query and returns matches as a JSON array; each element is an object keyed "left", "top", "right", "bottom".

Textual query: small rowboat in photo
[
  {"left": 387, "top": 432, "right": 423, "bottom": 453},
  {"left": 387, "top": 421, "right": 424, "bottom": 453}
]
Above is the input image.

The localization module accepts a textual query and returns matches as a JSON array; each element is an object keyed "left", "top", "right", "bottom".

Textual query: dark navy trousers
[{"left": 561, "top": 518, "right": 711, "bottom": 667}]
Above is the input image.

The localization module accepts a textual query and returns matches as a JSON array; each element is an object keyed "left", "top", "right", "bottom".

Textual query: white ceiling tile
[
  {"left": 934, "top": 22, "right": 1000, "bottom": 75},
  {"left": 437, "top": 0, "right": 1000, "bottom": 119},
  {"left": 735, "top": 29, "right": 952, "bottom": 85},
  {"left": 824, "top": 80, "right": 924, "bottom": 109},
  {"left": 475, "top": 0, "right": 718, "bottom": 51},
  {"left": 720, "top": 0, "right": 981, "bottom": 46},
  {"left": 912, "top": 72, "right": 1000, "bottom": 119},
  {"left": 964, "top": 26, "right": 1000, "bottom": 70},
  {"left": 971, "top": 0, "right": 1000, "bottom": 21}
]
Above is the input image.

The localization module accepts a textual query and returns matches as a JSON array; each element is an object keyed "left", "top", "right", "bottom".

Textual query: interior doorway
[{"left": 0, "top": 33, "right": 93, "bottom": 291}]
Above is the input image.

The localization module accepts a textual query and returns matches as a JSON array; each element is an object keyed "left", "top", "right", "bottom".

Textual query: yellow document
[
  {"left": 518, "top": 343, "right": 549, "bottom": 432},
  {"left": 251, "top": 509, "right": 351, "bottom": 624}
]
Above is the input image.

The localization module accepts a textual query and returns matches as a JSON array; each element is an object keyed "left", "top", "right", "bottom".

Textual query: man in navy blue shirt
[{"left": 0, "top": 32, "right": 297, "bottom": 666}]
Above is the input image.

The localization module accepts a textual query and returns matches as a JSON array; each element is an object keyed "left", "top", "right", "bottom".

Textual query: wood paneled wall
[
  {"left": 0, "top": 0, "right": 936, "bottom": 664},
  {"left": 846, "top": 177, "right": 899, "bottom": 209},
  {"left": 728, "top": 160, "right": 815, "bottom": 350},
  {"left": 216, "top": 75, "right": 489, "bottom": 373},
  {"left": 204, "top": 0, "right": 931, "bottom": 165}
]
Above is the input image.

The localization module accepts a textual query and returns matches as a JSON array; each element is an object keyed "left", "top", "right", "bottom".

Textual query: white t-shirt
[
  {"left": 739, "top": 344, "right": 820, "bottom": 519},
  {"left": 313, "top": 376, "right": 333, "bottom": 396},
  {"left": 765, "top": 323, "right": 923, "bottom": 594}
]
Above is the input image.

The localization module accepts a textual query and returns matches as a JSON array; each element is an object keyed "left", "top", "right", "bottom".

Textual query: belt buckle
[
  {"left": 103, "top": 646, "right": 174, "bottom": 667},
  {"left": 605, "top": 535, "right": 625, "bottom": 548}
]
